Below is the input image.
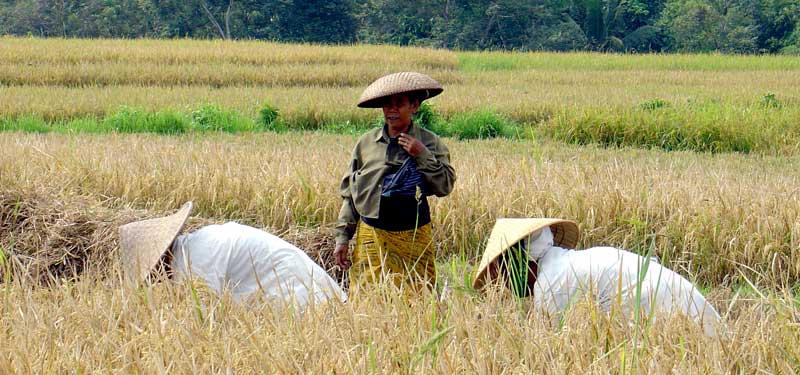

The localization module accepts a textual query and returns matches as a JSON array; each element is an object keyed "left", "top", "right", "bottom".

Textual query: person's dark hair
[
  {"left": 496, "top": 241, "right": 538, "bottom": 298},
  {"left": 410, "top": 91, "right": 424, "bottom": 106},
  {"left": 147, "top": 245, "right": 175, "bottom": 283}
]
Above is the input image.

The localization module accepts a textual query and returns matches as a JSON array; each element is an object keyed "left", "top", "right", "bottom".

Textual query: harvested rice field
[{"left": 0, "top": 38, "right": 799, "bottom": 373}]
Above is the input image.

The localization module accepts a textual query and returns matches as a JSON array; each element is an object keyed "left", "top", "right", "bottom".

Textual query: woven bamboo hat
[
  {"left": 357, "top": 72, "right": 443, "bottom": 108},
  {"left": 119, "top": 202, "right": 193, "bottom": 281},
  {"left": 473, "top": 218, "right": 579, "bottom": 290}
]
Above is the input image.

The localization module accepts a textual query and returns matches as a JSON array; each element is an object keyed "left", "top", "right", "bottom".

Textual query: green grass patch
[
  {"left": 0, "top": 106, "right": 261, "bottom": 135},
  {"left": 414, "top": 102, "right": 447, "bottom": 134},
  {"left": 104, "top": 107, "right": 189, "bottom": 134},
  {"left": 540, "top": 101, "right": 799, "bottom": 154},
  {"left": 3, "top": 100, "right": 799, "bottom": 155},
  {"left": 458, "top": 51, "right": 800, "bottom": 72},
  {"left": 258, "top": 104, "right": 284, "bottom": 132},
  {"left": 442, "top": 109, "right": 519, "bottom": 140},
  {"left": 1, "top": 115, "right": 51, "bottom": 133},
  {"left": 190, "top": 105, "right": 255, "bottom": 133}
]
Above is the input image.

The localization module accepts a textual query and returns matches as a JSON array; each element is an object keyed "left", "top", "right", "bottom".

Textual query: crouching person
[
  {"left": 120, "top": 202, "right": 346, "bottom": 310},
  {"left": 473, "top": 218, "right": 724, "bottom": 337}
]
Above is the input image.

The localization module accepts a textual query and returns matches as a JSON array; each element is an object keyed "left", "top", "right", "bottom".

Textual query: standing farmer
[{"left": 333, "top": 72, "right": 456, "bottom": 290}]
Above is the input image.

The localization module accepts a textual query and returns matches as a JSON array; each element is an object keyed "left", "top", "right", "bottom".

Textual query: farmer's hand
[
  {"left": 398, "top": 133, "right": 426, "bottom": 157},
  {"left": 334, "top": 243, "right": 351, "bottom": 271}
]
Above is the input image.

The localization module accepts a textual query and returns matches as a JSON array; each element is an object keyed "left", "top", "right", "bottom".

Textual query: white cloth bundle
[
  {"left": 527, "top": 227, "right": 723, "bottom": 337},
  {"left": 171, "top": 222, "right": 346, "bottom": 310}
]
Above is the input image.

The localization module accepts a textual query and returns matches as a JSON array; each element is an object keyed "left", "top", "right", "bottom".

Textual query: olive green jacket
[{"left": 335, "top": 123, "right": 455, "bottom": 245}]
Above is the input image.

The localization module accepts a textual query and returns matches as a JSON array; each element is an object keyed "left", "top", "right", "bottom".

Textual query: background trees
[
  {"left": 0, "top": 0, "right": 797, "bottom": 54},
  {"left": 658, "top": 0, "right": 758, "bottom": 53}
]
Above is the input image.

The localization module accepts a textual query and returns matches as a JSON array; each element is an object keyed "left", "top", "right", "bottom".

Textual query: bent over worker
[
  {"left": 474, "top": 218, "right": 724, "bottom": 337},
  {"left": 120, "top": 202, "right": 346, "bottom": 310}
]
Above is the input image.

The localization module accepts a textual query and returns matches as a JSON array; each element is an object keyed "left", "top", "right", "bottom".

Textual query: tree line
[{"left": 1, "top": 0, "right": 798, "bottom": 54}]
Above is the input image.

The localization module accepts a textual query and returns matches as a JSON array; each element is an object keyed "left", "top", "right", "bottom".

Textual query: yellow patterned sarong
[{"left": 349, "top": 220, "right": 436, "bottom": 290}]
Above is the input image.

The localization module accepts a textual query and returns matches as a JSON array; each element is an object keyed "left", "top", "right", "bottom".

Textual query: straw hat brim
[
  {"left": 472, "top": 218, "right": 579, "bottom": 290},
  {"left": 119, "top": 202, "right": 193, "bottom": 281},
  {"left": 357, "top": 72, "right": 443, "bottom": 108}
]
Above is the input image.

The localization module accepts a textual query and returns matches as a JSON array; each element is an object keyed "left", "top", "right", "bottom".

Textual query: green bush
[
  {"left": 190, "top": 105, "right": 254, "bottom": 133},
  {"left": 103, "top": 107, "right": 148, "bottom": 133},
  {"left": 149, "top": 111, "right": 190, "bottom": 134},
  {"left": 104, "top": 107, "right": 188, "bottom": 134},
  {"left": 622, "top": 25, "right": 666, "bottom": 53},
  {"left": 447, "top": 109, "right": 517, "bottom": 140},
  {"left": 258, "top": 104, "right": 281, "bottom": 131},
  {"left": 414, "top": 102, "right": 448, "bottom": 135}
]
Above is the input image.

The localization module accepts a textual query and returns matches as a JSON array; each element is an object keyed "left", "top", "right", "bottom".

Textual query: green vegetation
[
  {"left": 1, "top": 105, "right": 259, "bottom": 135},
  {"left": 3, "top": 38, "right": 800, "bottom": 154},
  {"left": 105, "top": 107, "right": 189, "bottom": 134},
  {"left": 258, "top": 104, "right": 280, "bottom": 130},
  {"left": 459, "top": 51, "right": 800, "bottom": 72},
  {"left": 544, "top": 102, "right": 800, "bottom": 154},
  {"left": 190, "top": 105, "right": 255, "bottom": 133},
  {"left": 416, "top": 104, "right": 519, "bottom": 140},
  {"left": 0, "top": 104, "right": 524, "bottom": 141},
  {"left": 2, "top": 0, "right": 798, "bottom": 54},
  {"left": 443, "top": 109, "right": 518, "bottom": 140},
  {"left": 4, "top": 97, "right": 799, "bottom": 154}
]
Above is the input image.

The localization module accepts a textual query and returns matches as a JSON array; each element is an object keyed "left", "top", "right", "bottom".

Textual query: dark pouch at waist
[{"left": 381, "top": 158, "right": 430, "bottom": 198}]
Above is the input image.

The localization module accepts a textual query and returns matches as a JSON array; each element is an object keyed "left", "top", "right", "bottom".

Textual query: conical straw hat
[
  {"left": 119, "top": 202, "right": 193, "bottom": 281},
  {"left": 357, "top": 72, "right": 443, "bottom": 108},
  {"left": 473, "top": 218, "right": 579, "bottom": 290}
]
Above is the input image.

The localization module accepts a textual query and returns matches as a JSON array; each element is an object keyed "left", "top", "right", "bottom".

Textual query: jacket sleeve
[
  {"left": 334, "top": 145, "right": 361, "bottom": 245},
  {"left": 414, "top": 135, "right": 455, "bottom": 197}
]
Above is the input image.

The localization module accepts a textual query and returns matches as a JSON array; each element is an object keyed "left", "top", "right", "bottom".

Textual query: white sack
[
  {"left": 528, "top": 228, "right": 723, "bottom": 337},
  {"left": 171, "top": 222, "right": 346, "bottom": 310}
]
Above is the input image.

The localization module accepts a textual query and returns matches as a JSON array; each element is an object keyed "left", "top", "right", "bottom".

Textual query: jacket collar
[{"left": 375, "top": 122, "right": 420, "bottom": 143}]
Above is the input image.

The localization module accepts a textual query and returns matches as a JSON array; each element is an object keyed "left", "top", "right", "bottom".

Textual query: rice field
[
  {"left": 0, "top": 132, "right": 798, "bottom": 372},
  {"left": 1, "top": 37, "right": 799, "bottom": 372},
  {"left": 3, "top": 37, "right": 800, "bottom": 154}
]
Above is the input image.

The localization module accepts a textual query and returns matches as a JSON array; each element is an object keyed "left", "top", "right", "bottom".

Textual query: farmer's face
[{"left": 382, "top": 94, "right": 419, "bottom": 130}]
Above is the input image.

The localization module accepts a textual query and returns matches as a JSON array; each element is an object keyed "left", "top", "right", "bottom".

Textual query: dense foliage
[{"left": 0, "top": 0, "right": 798, "bottom": 53}]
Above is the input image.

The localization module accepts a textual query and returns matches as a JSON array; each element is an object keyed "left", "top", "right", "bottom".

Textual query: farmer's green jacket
[{"left": 335, "top": 123, "right": 455, "bottom": 245}]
